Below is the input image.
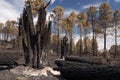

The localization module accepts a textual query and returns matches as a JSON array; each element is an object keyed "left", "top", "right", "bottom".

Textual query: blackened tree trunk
[
  {"left": 104, "top": 23, "right": 107, "bottom": 57},
  {"left": 92, "top": 18, "right": 95, "bottom": 56},
  {"left": 114, "top": 22, "right": 117, "bottom": 58},
  {"left": 57, "top": 29, "right": 60, "bottom": 54},
  {"left": 80, "top": 27, "right": 83, "bottom": 55}
]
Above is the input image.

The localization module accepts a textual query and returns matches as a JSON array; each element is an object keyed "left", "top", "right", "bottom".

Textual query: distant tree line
[
  {"left": 51, "top": 2, "right": 120, "bottom": 58},
  {"left": 0, "top": 20, "right": 19, "bottom": 48}
]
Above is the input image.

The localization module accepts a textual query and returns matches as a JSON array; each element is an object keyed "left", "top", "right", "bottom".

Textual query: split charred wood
[
  {"left": 55, "top": 66, "right": 120, "bottom": 80},
  {"left": 55, "top": 60, "right": 120, "bottom": 80}
]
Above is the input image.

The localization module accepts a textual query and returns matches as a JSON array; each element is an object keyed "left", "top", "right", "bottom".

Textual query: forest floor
[
  {"left": 0, "top": 49, "right": 65, "bottom": 80},
  {"left": 0, "top": 49, "right": 120, "bottom": 80}
]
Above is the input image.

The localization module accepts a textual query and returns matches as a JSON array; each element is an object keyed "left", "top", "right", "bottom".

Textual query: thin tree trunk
[
  {"left": 84, "top": 29, "right": 87, "bottom": 56},
  {"left": 114, "top": 23, "right": 117, "bottom": 58},
  {"left": 57, "top": 29, "right": 60, "bottom": 55},
  {"left": 70, "top": 32, "right": 73, "bottom": 55},
  {"left": 80, "top": 28, "right": 82, "bottom": 55},
  {"left": 65, "top": 32, "right": 68, "bottom": 56},
  {"left": 92, "top": 18, "right": 95, "bottom": 56},
  {"left": 95, "top": 33, "right": 97, "bottom": 56},
  {"left": 104, "top": 23, "right": 107, "bottom": 57}
]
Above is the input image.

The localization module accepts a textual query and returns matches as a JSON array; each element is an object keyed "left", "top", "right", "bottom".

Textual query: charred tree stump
[
  {"left": 60, "top": 36, "right": 68, "bottom": 59},
  {"left": 19, "top": 0, "right": 52, "bottom": 69}
]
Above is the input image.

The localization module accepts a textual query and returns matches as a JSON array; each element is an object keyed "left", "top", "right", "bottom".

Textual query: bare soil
[{"left": 0, "top": 49, "right": 61, "bottom": 80}]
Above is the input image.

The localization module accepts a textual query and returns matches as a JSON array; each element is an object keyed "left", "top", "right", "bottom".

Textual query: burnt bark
[{"left": 55, "top": 59, "right": 120, "bottom": 80}]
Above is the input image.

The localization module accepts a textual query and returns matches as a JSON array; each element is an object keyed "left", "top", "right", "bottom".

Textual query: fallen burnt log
[
  {"left": 55, "top": 60, "right": 114, "bottom": 68},
  {"left": 0, "top": 58, "right": 18, "bottom": 66},
  {"left": 0, "top": 50, "right": 23, "bottom": 68},
  {"left": 55, "top": 60, "right": 120, "bottom": 80},
  {"left": 65, "top": 56, "right": 109, "bottom": 65},
  {"left": 0, "top": 58, "right": 18, "bottom": 71}
]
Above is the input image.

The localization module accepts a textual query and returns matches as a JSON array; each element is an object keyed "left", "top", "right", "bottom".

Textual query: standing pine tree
[
  {"left": 99, "top": 3, "right": 112, "bottom": 57},
  {"left": 77, "top": 12, "right": 87, "bottom": 55},
  {"left": 67, "top": 11, "right": 77, "bottom": 55},
  {"left": 87, "top": 6, "right": 97, "bottom": 56},
  {"left": 83, "top": 20, "right": 90, "bottom": 56},
  {"left": 53, "top": 6, "right": 64, "bottom": 55},
  {"left": 113, "top": 10, "right": 120, "bottom": 58}
]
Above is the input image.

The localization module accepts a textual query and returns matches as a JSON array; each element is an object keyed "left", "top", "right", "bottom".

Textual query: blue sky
[
  {"left": 0, "top": 0, "right": 120, "bottom": 23},
  {"left": 47, "top": 0, "right": 120, "bottom": 14}
]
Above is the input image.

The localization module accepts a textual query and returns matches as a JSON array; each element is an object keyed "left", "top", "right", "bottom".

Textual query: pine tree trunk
[
  {"left": 70, "top": 33, "right": 72, "bottom": 55},
  {"left": 114, "top": 23, "right": 117, "bottom": 58},
  {"left": 95, "top": 34, "right": 98, "bottom": 56},
  {"left": 104, "top": 23, "right": 107, "bottom": 57},
  {"left": 84, "top": 29, "right": 87, "bottom": 56},
  {"left": 57, "top": 29, "right": 60, "bottom": 55},
  {"left": 92, "top": 18, "right": 95, "bottom": 56},
  {"left": 80, "top": 28, "right": 82, "bottom": 55}
]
